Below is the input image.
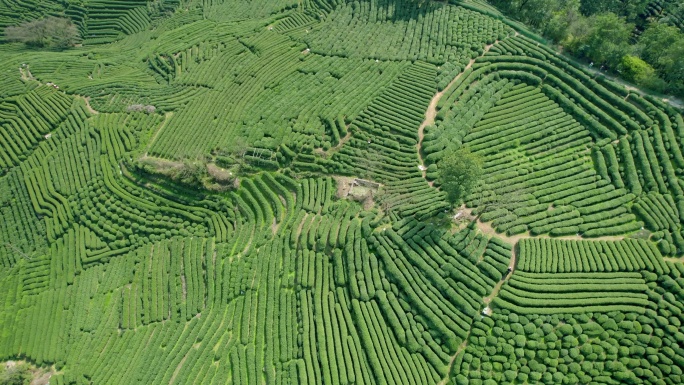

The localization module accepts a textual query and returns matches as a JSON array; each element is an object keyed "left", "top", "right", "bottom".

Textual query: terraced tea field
[{"left": 0, "top": 0, "right": 684, "bottom": 384}]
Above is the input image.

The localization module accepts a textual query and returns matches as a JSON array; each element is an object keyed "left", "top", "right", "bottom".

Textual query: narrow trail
[
  {"left": 458, "top": 206, "right": 625, "bottom": 246},
  {"left": 483, "top": 244, "right": 517, "bottom": 306},
  {"left": 417, "top": 41, "right": 499, "bottom": 184},
  {"left": 581, "top": 62, "right": 684, "bottom": 110},
  {"left": 18, "top": 66, "right": 103, "bottom": 116},
  {"left": 316, "top": 131, "right": 352, "bottom": 157},
  {"left": 143, "top": 111, "right": 174, "bottom": 157},
  {"left": 664, "top": 257, "right": 684, "bottom": 264},
  {"left": 437, "top": 236, "right": 517, "bottom": 385},
  {"left": 438, "top": 340, "right": 468, "bottom": 385},
  {"left": 76, "top": 95, "right": 99, "bottom": 115}
]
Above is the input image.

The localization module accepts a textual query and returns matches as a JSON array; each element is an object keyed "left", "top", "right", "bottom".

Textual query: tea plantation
[{"left": 0, "top": 0, "right": 684, "bottom": 384}]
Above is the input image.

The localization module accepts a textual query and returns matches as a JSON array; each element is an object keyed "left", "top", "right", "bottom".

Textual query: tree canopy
[
  {"left": 437, "top": 147, "right": 484, "bottom": 206},
  {"left": 0, "top": 362, "right": 31, "bottom": 385},
  {"left": 5, "top": 17, "right": 79, "bottom": 48},
  {"left": 488, "top": 0, "right": 684, "bottom": 98}
]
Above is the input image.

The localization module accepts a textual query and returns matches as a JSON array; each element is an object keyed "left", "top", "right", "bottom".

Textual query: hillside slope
[{"left": 0, "top": 1, "right": 683, "bottom": 385}]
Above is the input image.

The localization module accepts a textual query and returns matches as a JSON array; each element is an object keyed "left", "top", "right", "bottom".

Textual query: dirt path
[
  {"left": 664, "top": 257, "right": 684, "bottom": 264},
  {"left": 77, "top": 95, "right": 99, "bottom": 115},
  {"left": 417, "top": 41, "right": 499, "bottom": 181},
  {"left": 168, "top": 353, "right": 190, "bottom": 385},
  {"left": 17, "top": 67, "right": 103, "bottom": 116},
  {"left": 295, "top": 212, "right": 310, "bottom": 240},
  {"left": 144, "top": 111, "right": 173, "bottom": 157},
  {"left": 329, "top": 131, "right": 351, "bottom": 153},
  {"left": 583, "top": 64, "right": 684, "bottom": 110},
  {"left": 316, "top": 131, "right": 352, "bottom": 158},
  {"left": 458, "top": 206, "right": 625, "bottom": 245},
  {"left": 438, "top": 340, "right": 468, "bottom": 385},
  {"left": 483, "top": 245, "right": 517, "bottom": 305}
]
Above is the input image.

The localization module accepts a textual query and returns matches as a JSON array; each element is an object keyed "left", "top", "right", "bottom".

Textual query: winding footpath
[
  {"left": 422, "top": 37, "right": 638, "bottom": 384},
  {"left": 416, "top": 40, "right": 501, "bottom": 181}
]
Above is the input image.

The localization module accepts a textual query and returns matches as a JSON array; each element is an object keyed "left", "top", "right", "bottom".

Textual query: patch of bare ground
[
  {"left": 31, "top": 369, "right": 53, "bottom": 385},
  {"left": 2, "top": 361, "right": 54, "bottom": 385},
  {"left": 664, "top": 256, "right": 684, "bottom": 264},
  {"left": 333, "top": 176, "right": 356, "bottom": 198},
  {"left": 19, "top": 65, "right": 35, "bottom": 81},
  {"left": 362, "top": 194, "right": 375, "bottom": 210},
  {"left": 207, "top": 163, "right": 236, "bottom": 184},
  {"left": 332, "top": 176, "right": 382, "bottom": 206}
]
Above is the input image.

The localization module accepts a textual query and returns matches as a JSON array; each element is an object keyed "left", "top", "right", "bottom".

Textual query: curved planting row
[
  {"left": 148, "top": 32, "right": 305, "bottom": 160},
  {"left": 332, "top": 61, "right": 436, "bottom": 181},
  {"left": 377, "top": 177, "right": 450, "bottom": 222},
  {"left": 0, "top": 0, "right": 62, "bottom": 29},
  {"left": 303, "top": 0, "right": 510, "bottom": 65},
  {"left": 518, "top": 238, "right": 670, "bottom": 275},
  {"left": 121, "top": 237, "right": 212, "bottom": 327},
  {"left": 66, "top": 0, "right": 179, "bottom": 45},
  {"left": 423, "top": 32, "right": 684, "bottom": 244},
  {"left": 361, "top": 221, "right": 512, "bottom": 379},
  {"left": 494, "top": 271, "right": 649, "bottom": 315},
  {"left": 0, "top": 86, "right": 74, "bottom": 171},
  {"left": 0, "top": 170, "right": 47, "bottom": 268},
  {"left": 1, "top": 1, "right": 683, "bottom": 384},
  {"left": 454, "top": 262, "right": 684, "bottom": 385}
]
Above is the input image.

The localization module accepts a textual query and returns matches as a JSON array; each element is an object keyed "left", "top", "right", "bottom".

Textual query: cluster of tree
[
  {"left": 488, "top": 0, "right": 684, "bottom": 98},
  {"left": 437, "top": 147, "right": 484, "bottom": 206},
  {"left": 4, "top": 17, "right": 79, "bottom": 48},
  {"left": 0, "top": 362, "right": 31, "bottom": 385}
]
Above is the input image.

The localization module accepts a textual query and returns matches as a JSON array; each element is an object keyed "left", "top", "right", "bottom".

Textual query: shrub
[{"left": 5, "top": 17, "right": 80, "bottom": 48}]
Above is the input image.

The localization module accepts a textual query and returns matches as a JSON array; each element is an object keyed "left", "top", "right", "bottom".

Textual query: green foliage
[
  {"left": 0, "top": 363, "right": 31, "bottom": 385},
  {"left": 637, "top": 22, "right": 684, "bottom": 94},
  {"left": 0, "top": 1, "right": 684, "bottom": 385},
  {"left": 619, "top": 55, "right": 657, "bottom": 85},
  {"left": 4, "top": 17, "right": 79, "bottom": 48},
  {"left": 489, "top": 0, "right": 684, "bottom": 98},
  {"left": 572, "top": 13, "right": 633, "bottom": 67},
  {"left": 437, "top": 147, "right": 483, "bottom": 206}
]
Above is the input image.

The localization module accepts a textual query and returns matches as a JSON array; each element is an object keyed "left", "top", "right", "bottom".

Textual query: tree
[
  {"left": 489, "top": 0, "right": 564, "bottom": 29},
  {"left": 173, "top": 160, "right": 207, "bottom": 186},
  {"left": 5, "top": 17, "right": 79, "bottom": 48},
  {"left": 544, "top": 2, "right": 586, "bottom": 44},
  {"left": 437, "top": 147, "right": 483, "bottom": 206},
  {"left": 579, "top": 0, "right": 649, "bottom": 21},
  {"left": 637, "top": 23, "right": 684, "bottom": 95},
  {"left": 0, "top": 362, "right": 31, "bottom": 385},
  {"left": 618, "top": 55, "right": 665, "bottom": 91},
  {"left": 638, "top": 23, "right": 682, "bottom": 65},
  {"left": 572, "top": 13, "right": 633, "bottom": 68}
]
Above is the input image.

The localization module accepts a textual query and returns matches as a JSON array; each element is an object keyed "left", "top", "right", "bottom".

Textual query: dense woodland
[{"left": 489, "top": 0, "right": 684, "bottom": 98}]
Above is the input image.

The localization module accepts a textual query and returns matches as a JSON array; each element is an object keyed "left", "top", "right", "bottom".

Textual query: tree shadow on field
[{"left": 352, "top": 0, "right": 446, "bottom": 22}]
